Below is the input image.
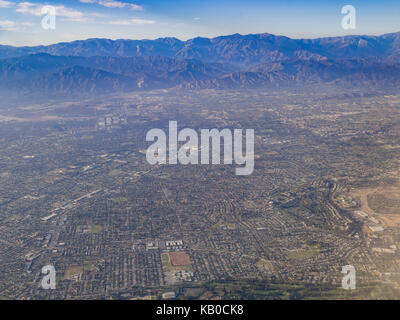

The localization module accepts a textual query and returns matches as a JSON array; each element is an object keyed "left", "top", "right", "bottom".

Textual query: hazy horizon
[
  {"left": 3, "top": 29, "right": 400, "bottom": 48},
  {"left": 1, "top": 0, "right": 400, "bottom": 46}
]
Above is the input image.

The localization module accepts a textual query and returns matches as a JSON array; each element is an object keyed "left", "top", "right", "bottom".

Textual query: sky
[{"left": 0, "top": 0, "right": 399, "bottom": 46}]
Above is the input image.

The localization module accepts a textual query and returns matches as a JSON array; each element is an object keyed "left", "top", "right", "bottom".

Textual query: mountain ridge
[
  {"left": 2, "top": 31, "right": 400, "bottom": 64},
  {"left": 1, "top": 32, "right": 400, "bottom": 95}
]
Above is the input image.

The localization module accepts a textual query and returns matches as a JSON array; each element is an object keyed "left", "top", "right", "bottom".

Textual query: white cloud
[
  {"left": 109, "top": 18, "right": 155, "bottom": 25},
  {"left": 16, "top": 2, "right": 41, "bottom": 15},
  {"left": 0, "top": 0, "right": 12, "bottom": 8},
  {"left": 80, "top": 0, "right": 143, "bottom": 11},
  {"left": 0, "top": 20, "right": 15, "bottom": 28},
  {"left": 20, "top": 21, "right": 34, "bottom": 27},
  {"left": 0, "top": 20, "right": 32, "bottom": 32},
  {"left": 16, "top": 2, "right": 87, "bottom": 22}
]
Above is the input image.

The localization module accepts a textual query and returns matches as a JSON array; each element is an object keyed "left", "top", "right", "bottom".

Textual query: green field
[
  {"left": 285, "top": 245, "right": 320, "bottom": 260},
  {"left": 89, "top": 225, "right": 102, "bottom": 234}
]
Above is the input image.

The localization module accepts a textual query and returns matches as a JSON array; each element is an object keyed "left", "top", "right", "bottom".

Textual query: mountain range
[{"left": 1, "top": 32, "right": 400, "bottom": 95}]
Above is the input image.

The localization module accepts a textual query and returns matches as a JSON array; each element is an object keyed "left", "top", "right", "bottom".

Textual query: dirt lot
[
  {"left": 350, "top": 178, "right": 400, "bottom": 227},
  {"left": 169, "top": 252, "right": 191, "bottom": 266}
]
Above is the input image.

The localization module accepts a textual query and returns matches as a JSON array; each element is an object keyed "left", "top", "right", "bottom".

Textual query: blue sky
[{"left": 0, "top": 0, "right": 399, "bottom": 46}]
